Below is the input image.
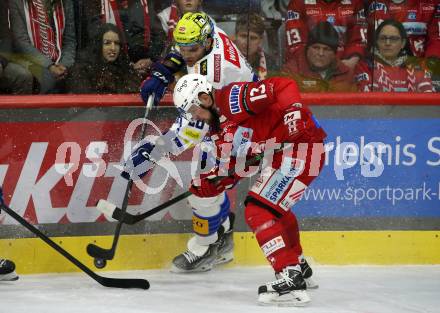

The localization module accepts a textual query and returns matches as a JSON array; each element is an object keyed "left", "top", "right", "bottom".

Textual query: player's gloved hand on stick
[
  {"left": 122, "top": 141, "right": 156, "bottom": 180},
  {"left": 140, "top": 62, "right": 174, "bottom": 105},
  {"left": 189, "top": 167, "right": 239, "bottom": 198}
]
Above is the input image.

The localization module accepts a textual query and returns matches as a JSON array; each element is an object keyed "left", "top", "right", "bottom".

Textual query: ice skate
[
  {"left": 300, "top": 258, "right": 319, "bottom": 289},
  {"left": 0, "top": 259, "right": 19, "bottom": 281},
  {"left": 258, "top": 265, "right": 310, "bottom": 307},
  {"left": 214, "top": 230, "right": 234, "bottom": 265},
  {"left": 171, "top": 237, "right": 219, "bottom": 273}
]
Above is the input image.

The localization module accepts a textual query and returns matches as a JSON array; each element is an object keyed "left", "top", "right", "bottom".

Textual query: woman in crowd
[
  {"left": 67, "top": 23, "right": 141, "bottom": 94},
  {"left": 355, "top": 19, "right": 434, "bottom": 92}
]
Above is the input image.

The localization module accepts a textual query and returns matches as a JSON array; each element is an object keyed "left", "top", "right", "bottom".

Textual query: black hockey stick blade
[
  {"left": 0, "top": 200, "right": 149, "bottom": 290},
  {"left": 87, "top": 243, "right": 116, "bottom": 260}
]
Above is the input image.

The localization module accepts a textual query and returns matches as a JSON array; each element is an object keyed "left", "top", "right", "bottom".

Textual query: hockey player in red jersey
[
  {"left": 285, "top": 0, "right": 368, "bottom": 69},
  {"left": 367, "top": 0, "right": 440, "bottom": 58},
  {"left": 172, "top": 74, "right": 326, "bottom": 306}
]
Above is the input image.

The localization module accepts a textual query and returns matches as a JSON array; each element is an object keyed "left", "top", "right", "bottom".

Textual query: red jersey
[
  {"left": 285, "top": 0, "right": 368, "bottom": 61},
  {"left": 367, "top": 0, "right": 440, "bottom": 58},
  {"left": 355, "top": 59, "right": 434, "bottom": 92},
  {"left": 212, "top": 77, "right": 327, "bottom": 159}
]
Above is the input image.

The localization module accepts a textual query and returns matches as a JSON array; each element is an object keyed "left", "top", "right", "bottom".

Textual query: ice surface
[{"left": 1, "top": 266, "right": 439, "bottom": 313}]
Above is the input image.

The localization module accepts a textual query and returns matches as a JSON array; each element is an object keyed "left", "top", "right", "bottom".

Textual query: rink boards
[{"left": 0, "top": 94, "right": 439, "bottom": 274}]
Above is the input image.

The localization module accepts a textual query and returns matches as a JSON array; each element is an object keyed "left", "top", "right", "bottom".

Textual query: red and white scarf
[
  {"left": 166, "top": 2, "right": 179, "bottom": 42},
  {"left": 23, "top": 0, "right": 65, "bottom": 63},
  {"left": 101, "top": 0, "right": 151, "bottom": 50},
  {"left": 256, "top": 47, "right": 267, "bottom": 80}
]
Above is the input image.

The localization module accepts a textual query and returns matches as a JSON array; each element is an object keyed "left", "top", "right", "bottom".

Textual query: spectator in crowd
[
  {"left": 284, "top": 0, "right": 367, "bottom": 70},
  {"left": 66, "top": 23, "right": 141, "bottom": 94},
  {"left": 84, "top": 0, "right": 166, "bottom": 78},
  {"left": 366, "top": 0, "right": 440, "bottom": 91},
  {"left": 281, "top": 21, "right": 357, "bottom": 92},
  {"left": 158, "top": 0, "right": 204, "bottom": 44},
  {"left": 0, "top": 3, "right": 33, "bottom": 94},
  {"left": 355, "top": 19, "right": 434, "bottom": 92},
  {"left": 8, "top": 0, "right": 77, "bottom": 94},
  {"left": 234, "top": 13, "right": 277, "bottom": 79},
  {"left": 366, "top": 0, "right": 439, "bottom": 59}
]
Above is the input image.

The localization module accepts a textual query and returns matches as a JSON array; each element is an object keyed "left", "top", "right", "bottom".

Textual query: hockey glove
[
  {"left": 122, "top": 141, "right": 156, "bottom": 180},
  {"left": 140, "top": 62, "right": 174, "bottom": 105},
  {"left": 189, "top": 168, "right": 239, "bottom": 198}
]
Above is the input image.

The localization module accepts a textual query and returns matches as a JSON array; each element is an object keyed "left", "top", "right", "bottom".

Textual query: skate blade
[
  {"left": 0, "top": 272, "right": 19, "bottom": 282},
  {"left": 213, "top": 251, "right": 234, "bottom": 266},
  {"left": 258, "top": 290, "right": 311, "bottom": 307},
  {"left": 305, "top": 277, "right": 319, "bottom": 289},
  {"left": 170, "top": 263, "right": 213, "bottom": 274}
]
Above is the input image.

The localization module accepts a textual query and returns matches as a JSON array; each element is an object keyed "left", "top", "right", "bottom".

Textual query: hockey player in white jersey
[
  {"left": 125, "top": 12, "right": 257, "bottom": 273},
  {"left": 0, "top": 259, "right": 18, "bottom": 281}
]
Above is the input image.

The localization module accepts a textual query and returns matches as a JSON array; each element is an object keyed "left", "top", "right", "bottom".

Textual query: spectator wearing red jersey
[
  {"left": 284, "top": 0, "right": 368, "bottom": 70},
  {"left": 355, "top": 19, "right": 434, "bottom": 92},
  {"left": 282, "top": 21, "right": 357, "bottom": 92}
]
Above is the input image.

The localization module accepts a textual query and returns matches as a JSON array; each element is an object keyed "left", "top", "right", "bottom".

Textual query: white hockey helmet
[{"left": 173, "top": 73, "right": 213, "bottom": 119}]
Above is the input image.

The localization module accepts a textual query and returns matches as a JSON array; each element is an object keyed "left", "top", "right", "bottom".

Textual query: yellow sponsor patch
[
  {"left": 183, "top": 128, "right": 201, "bottom": 141},
  {"left": 192, "top": 215, "right": 209, "bottom": 235}
]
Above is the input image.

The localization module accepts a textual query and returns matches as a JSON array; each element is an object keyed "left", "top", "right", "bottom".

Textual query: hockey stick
[
  {"left": 86, "top": 94, "right": 155, "bottom": 265},
  {"left": 97, "top": 144, "right": 289, "bottom": 225},
  {"left": 0, "top": 188, "right": 149, "bottom": 289}
]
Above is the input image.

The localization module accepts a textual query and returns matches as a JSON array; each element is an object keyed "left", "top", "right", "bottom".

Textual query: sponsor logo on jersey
[
  {"left": 339, "top": 8, "right": 354, "bottom": 16},
  {"left": 261, "top": 236, "right": 285, "bottom": 257},
  {"left": 229, "top": 84, "right": 242, "bottom": 114},
  {"left": 421, "top": 4, "right": 435, "bottom": 12},
  {"left": 219, "top": 32, "right": 241, "bottom": 68},
  {"left": 287, "top": 10, "right": 300, "bottom": 20},
  {"left": 403, "top": 22, "right": 427, "bottom": 35},
  {"left": 178, "top": 26, "right": 186, "bottom": 32},
  {"left": 305, "top": 0, "right": 316, "bottom": 5},
  {"left": 262, "top": 169, "right": 297, "bottom": 204},
  {"left": 341, "top": 0, "right": 351, "bottom": 4},
  {"left": 200, "top": 60, "right": 208, "bottom": 75},
  {"left": 355, "top": 72, "right": 369, "bottom": 82},
  {"left": 368, "top": 2, "right": 387, "bottom": 12},
  {"left": 214, "top": 54, "right": 221, "bottom": 82},
  {"left": 306, "top": 8, "right": 321, "bottom": 16},
  {"left": 408, "top": 11, "right": 417, "bottom": 20}
]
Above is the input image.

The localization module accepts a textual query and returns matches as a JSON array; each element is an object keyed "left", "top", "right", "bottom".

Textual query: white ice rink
[{"left": 1, "top": 266, "right": 439, "bottom": 313}]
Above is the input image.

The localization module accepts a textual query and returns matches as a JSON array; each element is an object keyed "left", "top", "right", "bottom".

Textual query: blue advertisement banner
[{"left": 295, "top": 119, "right": 440, "bottom": 218}]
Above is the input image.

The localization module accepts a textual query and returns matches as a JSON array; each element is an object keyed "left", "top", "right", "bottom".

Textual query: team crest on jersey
[
  {"left": 408, "top": 11, "right": 417, "bottom": 20},
  {"left": 229, "top": 84, "right": 242, "bottom": 114},
  {"left": 200, "top": 60, "right": 208, "bottom": 75},
  {"left": 327, "top": 15, "right": 336, "bottom": 24}
]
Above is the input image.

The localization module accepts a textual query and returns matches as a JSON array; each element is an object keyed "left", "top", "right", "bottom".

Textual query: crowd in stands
[{"left": 0, "top": 0, "right": 438, "bottom": 95}]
